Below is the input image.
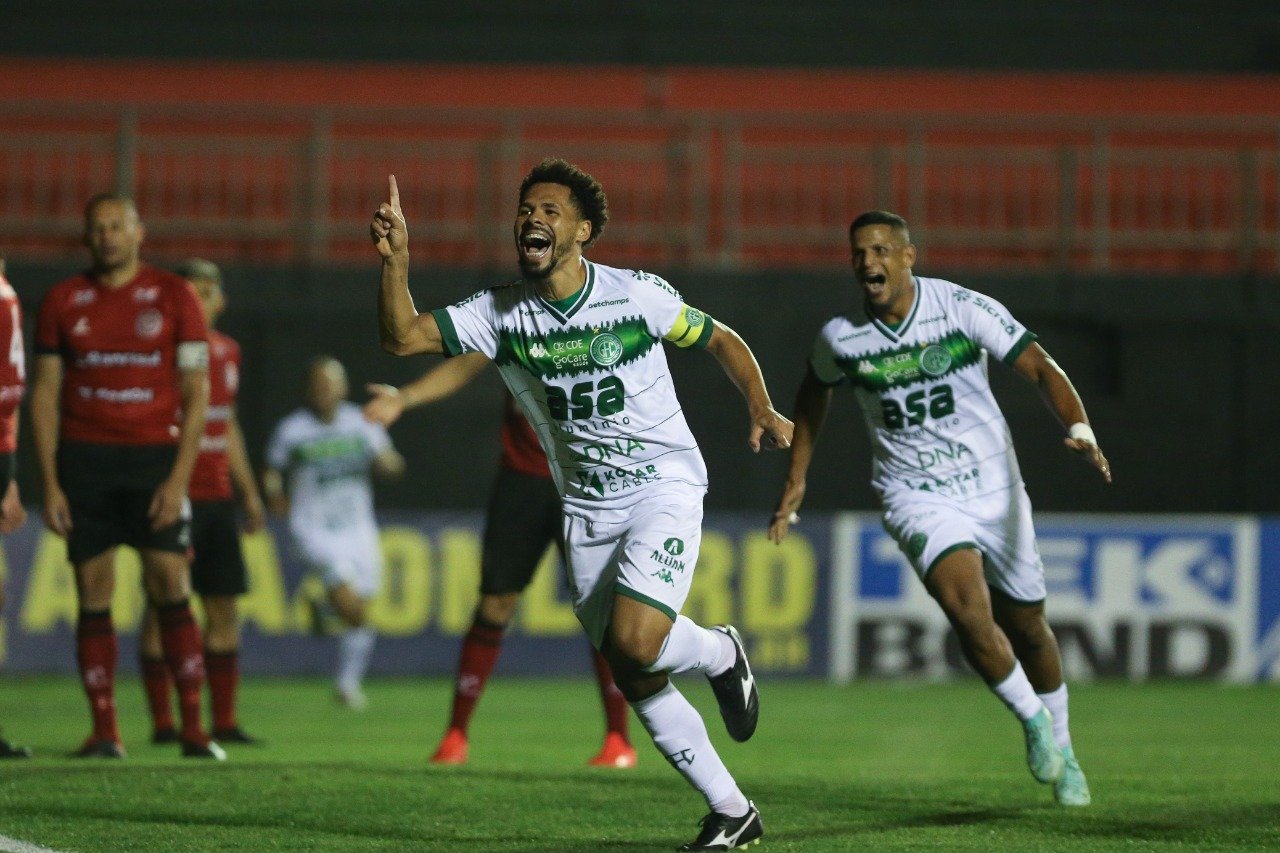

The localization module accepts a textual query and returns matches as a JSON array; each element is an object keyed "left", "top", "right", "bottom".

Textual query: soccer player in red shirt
[
  {"left": 138, "top": 259, "right": 265, "bottom": 746},
  {"left": 30, "top": 194, "right": 224, "bottom": 759},
  {"left": 0, "top": 255, "right": 32, "bottom": 759},
  {"left": 365, "top": 352, "right": 636, "bottom": 768}
]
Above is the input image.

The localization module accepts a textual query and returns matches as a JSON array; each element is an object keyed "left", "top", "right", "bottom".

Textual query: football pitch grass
[{"left": 1, "top": 677, "right": 1276, "bottom": 851}]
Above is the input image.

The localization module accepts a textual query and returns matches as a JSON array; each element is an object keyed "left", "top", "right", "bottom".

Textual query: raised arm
[
  {"left": 703, "top": 321, "right": 793, "bottom": 453},
  {"left": 363, "top": 350, "right": 490, "bottom": 427},
  {"left": 370, "top": 175, "right": 445, "bottom": 356},
  {"left": 768, "top": 367, "right": 833, "bottom": 543},
  {"left": 1011, "top": 342, "right": 1111, "bottom": 483}
]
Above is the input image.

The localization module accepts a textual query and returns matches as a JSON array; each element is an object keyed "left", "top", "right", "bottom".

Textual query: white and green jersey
[
  {"left": 810, "top": 276, "right": 1037, "bottom": 502},
  {"left": 433, "top": 258, "right": 714, "bottom": 518},
  {"left": 266, "top": 402, "right": 392, "bottom": 543}
]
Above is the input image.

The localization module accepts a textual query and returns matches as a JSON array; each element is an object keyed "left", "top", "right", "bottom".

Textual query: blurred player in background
[
  {"left": 372, "top": 159, "right": 792, "bottom": 850},
  {"left": 365, "top": 352, "right": 636, "bottom": 768},
  {"left": 139, "top": 259, "right": 265, "bottom": 746},
  {"left": 30, "top": 194, "right": 223, "bottom": 759},
  {"left": 769, "top": 211, "right": 1110, "bottom": 807},
  {"left": 0, "top": 254, "right": 32, "bottom": 759},
  {"left": 264, "top": 357, "right": 404, "bottom": 710}
]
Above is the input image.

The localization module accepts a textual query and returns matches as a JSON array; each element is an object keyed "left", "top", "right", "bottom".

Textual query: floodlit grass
[{"left": 1, "top": 677, "right": 1277, "bottom": 850}]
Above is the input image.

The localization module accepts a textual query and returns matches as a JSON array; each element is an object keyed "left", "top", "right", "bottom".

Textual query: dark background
[{"left": 4, "top": 0, "right": 1279, "bottom": 513}]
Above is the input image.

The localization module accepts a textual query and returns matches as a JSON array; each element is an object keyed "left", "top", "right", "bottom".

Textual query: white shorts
[
  {"left": 293, "top": 527, "right": 382, "bottom": 599},
  {"left": 881, "top": 484, "right": 1045, "bottom": 603},
  {"left": 562, "top": 490, "right": 704, "bottom": 649}
]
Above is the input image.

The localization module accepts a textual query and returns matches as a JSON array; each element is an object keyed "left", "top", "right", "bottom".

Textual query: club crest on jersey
[
  {"left": 589, "top": 332, "right": 624, "bottom": 367},
  {"left": 72, "top": 289, "right": 96, "bottom": 306},
  {"left": 135, "top": 309, "right": 164, "bottom": 339},
  {"left": 919, "top": 344, "right": 952, "bottom": 377}
]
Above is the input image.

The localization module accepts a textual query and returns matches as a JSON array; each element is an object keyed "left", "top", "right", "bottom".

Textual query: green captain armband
[{"left": 664, "top": 304, "right": 715, "bottom": 349}]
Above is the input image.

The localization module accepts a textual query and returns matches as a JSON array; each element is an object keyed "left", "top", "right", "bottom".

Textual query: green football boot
[
  {"left": 1054, "top": 744, "right": 1092, "bottom": 806},
  {"left": 1023, "top": 707, "right": 1064, "bottom": 784}
]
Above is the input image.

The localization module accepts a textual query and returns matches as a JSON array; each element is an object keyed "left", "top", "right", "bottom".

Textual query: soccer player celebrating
[
  {"left": 371, "top": 160, "right": 792, "bottom": 850},
  {"left": 264, "top": 357, "right": 405, "bottom": 710},
  {"left": 769, "top": 211, "right": 1110, "bottom": 807},
  {"left": 365, "top": 355, "right": 636, "bottom": 768},
  {"left": 0, "top": 255, "right": 32, "bottom": 759},
  {"left": 30, "top": 194, "right": 224, "bottom": 759},
  {"left": 139, "top": 259, "right": 265, "bottom": 746}
]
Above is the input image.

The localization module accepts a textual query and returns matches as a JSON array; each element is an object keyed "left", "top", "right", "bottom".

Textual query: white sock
[
  {"left": 633, "top": 683, "right": 748, "bottom": 817},
  {"left": 337, "top": 626, "right": 376, "bottom": 692},
  {"left": 646, "top": 616, "right": 732, "bottom": 676},
  {"left": 991, "top": 661, "right": 1045, "bottom": 722},
  {"left": 1037, "top": 683, "right": 1072, "bottom": 748}
]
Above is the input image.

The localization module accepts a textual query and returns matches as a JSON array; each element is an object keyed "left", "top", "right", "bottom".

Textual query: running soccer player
[
  {"left": 264, "top": 357, "right": 404, "bottom": 710},
  {"left": 139, "top": 259, "right": 265, "bottom": 746},
  {"left": 30, "top": 194, "right": 224, "bottom": 759},
  {"left": 365, "top": 354, "right": 637, "bottom": 768},
  {"left": 769, "top": 211, "right": 1109, "bottom": 807},
  {"left": 371, "top": 159, "right": 792, "bottom": 850},
  {"left": 0, "top": 255, "right": 32, "bottom": 759}
]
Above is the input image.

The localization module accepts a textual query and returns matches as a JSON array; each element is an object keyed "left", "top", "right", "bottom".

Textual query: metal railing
[{"left": 1, "top": 102, "right": 1277, "bottom": 274}]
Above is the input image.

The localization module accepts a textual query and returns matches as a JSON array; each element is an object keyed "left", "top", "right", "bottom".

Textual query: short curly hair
[{"left": 519, "top": 158, "right": 609, "bottom": 248}]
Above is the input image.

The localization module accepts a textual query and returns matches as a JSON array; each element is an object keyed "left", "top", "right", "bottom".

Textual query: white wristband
[{"left": 1068, "top": 423, "right": 1096, "bottom": 444}]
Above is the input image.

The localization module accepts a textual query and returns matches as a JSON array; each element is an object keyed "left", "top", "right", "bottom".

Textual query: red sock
[
  {"left": 76, "top": 610, "right": 119, "bottom": 743},
  {"left": 157, "top": 600, "right": 208, "bottom": 743},
  {"left": 447, "top": 616, "right": 504, "bottom": 733},
  {"left": 140, "top": 655, "right": 175, "bottom": 732},
  {"left": 205, "top": 649, "right": 239, "bottom": 731},
  {"left": 591, "top": 648, "right": 630, "bottom": 738}
]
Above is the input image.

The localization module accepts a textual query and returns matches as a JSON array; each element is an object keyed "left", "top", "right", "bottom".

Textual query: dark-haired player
[
  {"left": 372, "top": 159, "right": 791, "bottom": 850},
  {"left": 365, "top": 353, "right": 636, "bottom": 768},
  {"left": 769, "top": 210, "right": 1108, "bottom": 807},
  {"left": 139, "top": 258, "right": 265, "bottom": 746},
  {"left": 30, "top": 194, "right": 224, "bottom": 759}
]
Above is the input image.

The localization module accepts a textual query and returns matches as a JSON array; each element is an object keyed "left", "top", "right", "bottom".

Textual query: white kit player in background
[
  {"left": 263, "top": 356, "right": 405, "bottom": 710},
  {"left": 769, "top": 211, "right": 1111, "bottom": 808},
  {"left": 370, "top": 159, "right": 791, "bottom": 851}
]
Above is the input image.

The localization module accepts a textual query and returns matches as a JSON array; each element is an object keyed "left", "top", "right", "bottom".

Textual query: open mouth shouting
[
  {"left": 861, "top": 271, "right": 888, "bottom": 299},
  {"left": 519, "top": 228, "right": 553, "bottom": 268}
]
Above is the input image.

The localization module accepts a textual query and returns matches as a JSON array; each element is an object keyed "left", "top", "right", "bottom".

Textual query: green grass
[{"left": 1, "top": 677, "right": 1277, "bottom": 850}]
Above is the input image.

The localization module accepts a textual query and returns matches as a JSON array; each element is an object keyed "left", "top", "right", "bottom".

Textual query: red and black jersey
[
  {"left": 189, "top": 329, "right": 241, "bottom": 501},
  {"left": 499, "top": 392, "right": 550, "bottom": 479},
  {"left": 35, "top": 264, "right": 208, "bottom": 446},
  {"left": 0, "top": 273, "right": 26, "bottom": 454}
]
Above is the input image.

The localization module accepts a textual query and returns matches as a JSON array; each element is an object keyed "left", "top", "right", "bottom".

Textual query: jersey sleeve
[
  {"left": 430, "top": 289, "right": 499, "bottom": 359},
  {"left": 630, "top": 271, "right": 715, "bottom": 349},
  {"left": 808, "top": 328, "right": 846, "bottom": 386},
  {"left": 953, "top": 286, "right": 1037, "bottom": 366},
  {"left": 173, "top": 280, "right": 210, "bottom": 344},
  {"left": 362, "top": 417, "right": 393, "bottom": 456},
  {"left": 265, "top": 420, "right": 292, "bottom": 471},
  {"left": 34, "top": 287, "right": 62, "bottom": 356}
]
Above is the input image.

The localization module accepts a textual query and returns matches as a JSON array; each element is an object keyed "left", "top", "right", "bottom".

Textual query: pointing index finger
[{"left": 388, "top": 174, "right": 400, "bottom": 210}]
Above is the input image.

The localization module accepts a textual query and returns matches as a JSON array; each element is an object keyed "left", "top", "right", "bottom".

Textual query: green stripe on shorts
[{"left": 616, "top": 584, "right": 678, "bottom": 621}]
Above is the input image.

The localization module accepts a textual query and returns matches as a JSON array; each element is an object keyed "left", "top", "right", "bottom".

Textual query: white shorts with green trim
[
  {"left": 562, "top": 489, "right": 703, "bottom": 649},
  {"left": 881, "top": 484, "right": 1045, "bottom": 603}
]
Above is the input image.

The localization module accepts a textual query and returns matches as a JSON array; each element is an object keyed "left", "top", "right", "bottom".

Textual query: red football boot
[
  {"left": 430, "top": 727, "right": 468, "bottom": 765},
  {"left": 587, "top": 732, "right": 637, "bottom": 768}
]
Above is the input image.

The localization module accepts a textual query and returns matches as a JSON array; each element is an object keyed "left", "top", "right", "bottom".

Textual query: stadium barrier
[{"left": 2, "top": 511, "right": 1277, "bottom": 682}]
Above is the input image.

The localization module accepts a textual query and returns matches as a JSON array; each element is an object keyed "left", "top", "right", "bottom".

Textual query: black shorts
[
  {"left": 480, "top": 466, "right": 563, "bottom": 596},
  {"left": 0, "top": 452, "right": 12, "bottom": 496},
  {"left": 190, "top": 500, "right": 248, "bottom": 596},
  {"left": 57, "top": 442, "right": 191, "bottom": 566}
]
